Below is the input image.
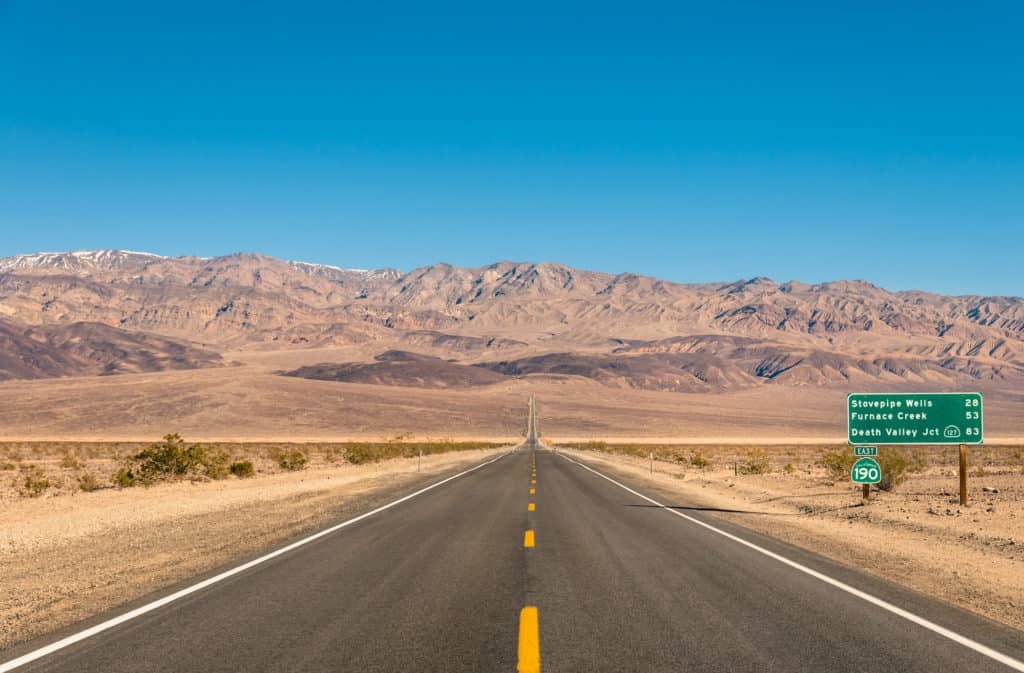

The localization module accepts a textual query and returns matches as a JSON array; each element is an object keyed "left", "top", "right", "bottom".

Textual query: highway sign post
[{"left": 847, "top": 393, "right": 982, "bottom": 505}]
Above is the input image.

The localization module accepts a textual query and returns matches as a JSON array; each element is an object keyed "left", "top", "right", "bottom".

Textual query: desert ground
[
  {"left": 0, "top": 348, "right": 1022, "bottom": 442},
  {"left": 2, "top": 436, "right": 1022, "bottom": 651}
]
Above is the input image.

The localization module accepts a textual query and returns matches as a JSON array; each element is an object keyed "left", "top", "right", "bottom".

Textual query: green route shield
[
  {"left": 851, "top": 457, "right": 882, "bottom": 484},
  {"left": 847, "top": 393, "right": 983, "bottom": 445}
]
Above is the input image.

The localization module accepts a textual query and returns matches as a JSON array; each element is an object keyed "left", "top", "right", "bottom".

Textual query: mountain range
[{"left": 1, "top": 250, "right": 1022, "bottom": 392}]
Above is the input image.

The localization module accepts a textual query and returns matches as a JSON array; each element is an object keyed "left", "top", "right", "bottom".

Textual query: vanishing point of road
[{"left": 3, "top": 396, "right": 1023, "bottom": 672}]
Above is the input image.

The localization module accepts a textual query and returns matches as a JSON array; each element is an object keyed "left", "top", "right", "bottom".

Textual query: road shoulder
[
  {"left": 0, "top": 448, "right": 508, "bottom": 651},
  {"left": 557, "top": 448, "right": 1024, "bottom": 635}
]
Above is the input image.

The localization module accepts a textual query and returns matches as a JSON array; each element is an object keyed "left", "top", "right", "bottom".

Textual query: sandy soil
[
  {"left": 559, "top": 446, "right": 1024, "bottom": 631},
  {"left": 0, "top": 447, "right": 508, "bottom": 650},
  {"left": 1, "top": 364, "right": 1021, "bottom": 442}
]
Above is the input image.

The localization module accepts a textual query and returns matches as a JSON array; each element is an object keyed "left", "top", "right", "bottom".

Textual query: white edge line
[
  {"left": 556, "top": 451, "right": 1024, "bottom": 672},
  {"left": 0, "top": 451, "right": 511, "bottom": 672}
]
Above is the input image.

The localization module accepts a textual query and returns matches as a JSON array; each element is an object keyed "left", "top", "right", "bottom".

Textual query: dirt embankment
[
  {"left": 559, "top": 446, "right": 1024, "bottom": 631},
  {"left": 0, "top": 447, "right": 508, "bottom": 650}
]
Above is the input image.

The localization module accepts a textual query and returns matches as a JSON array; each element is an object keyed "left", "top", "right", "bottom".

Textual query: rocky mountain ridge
[{"left": 1, "top": 250, "right": 1022, "bottom": 389}]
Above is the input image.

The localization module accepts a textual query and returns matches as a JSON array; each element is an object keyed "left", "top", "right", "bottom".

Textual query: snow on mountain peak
[{"left": 0, "top": 250, "right": 166, "bottom": 273}]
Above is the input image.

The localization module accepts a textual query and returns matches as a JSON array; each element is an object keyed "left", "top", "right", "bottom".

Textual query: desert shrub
[
  {"left": 20, "top": 466, "right": 51, "bottom": 497},
  {"left": 202, "top": 449, "right": 231, "bottom": 480},
  {"left": 270, "top": 447, "right": 308, "bottom": 471},
  {"left": 737, "top": 448, "right": 770, "bottom": 475},
  {"left": 128, "top": 434, "right": 209, "bottom": 482},
  {"left": 783, "top": 463, "right": 796, "bottom": 475},
  {"left": 111, "top": 467, "right": 135, "bottom": 488},
  {"left": 112, "top": 434, "right": 227, "bottom": 485},
  {"left": 818, "top": 449, "right": 855, "bottom": 481},
  {"left": 230, "top": 460, "right": 255, "bottom": 478},
  {"left": 877, "top": 446, "right": 911, "bottom": 491},
  {"left": 331, "top": 441, "right": 503, "bottom": 465},
  {"left": 77, "top": 472, "right": 102, "bottom": 492},
  {"left": 690, "top": 452, "right": 711, "bottom": 470},
  {"left": 344, "top": 444, "right": 377, "bottom": 465},
  {"left": 321, "top": 446, "right": 343, "bottom": 463},
  {"left": 60, "top": 451, "right": 83, "bottom": 470},
  {"left": 0, "top": 461, "right": 16, "bottom": 470}
]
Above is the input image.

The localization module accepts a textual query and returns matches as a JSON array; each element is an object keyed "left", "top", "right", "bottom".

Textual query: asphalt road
[{"left": 4, "top": 401, "right": 1024, "bottom": 671}]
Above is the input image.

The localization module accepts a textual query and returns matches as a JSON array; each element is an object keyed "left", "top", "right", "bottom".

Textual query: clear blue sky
[{"left": 2, "top": 1, "right": 1021, "bottom": 295}]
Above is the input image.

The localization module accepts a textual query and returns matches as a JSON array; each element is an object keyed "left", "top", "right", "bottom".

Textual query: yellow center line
[
  {"left": 531, "top": 479, "right": 536, "bottom": 484},
  {"left": 528, "top": 502, "right": 536, "bottom": 511},
  {"left": 523, "top": 529, "right": 535, "bottom": 548},
  {"left": 529, "top": 487, "right": 535, "bottom": 494},
  {"left": 518, "top": 606, "right": 541, "bottom": 673}
]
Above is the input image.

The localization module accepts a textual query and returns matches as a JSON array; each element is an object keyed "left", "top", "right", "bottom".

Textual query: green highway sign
[
  {"left": 847, "top": 393, "right": 983, "bottom": 445},
  {"left": 851, "top": 457, "right": 882, "bottom": 484},
  {"left": 853, "top": 446, "right": 877, "bottom": 456}
]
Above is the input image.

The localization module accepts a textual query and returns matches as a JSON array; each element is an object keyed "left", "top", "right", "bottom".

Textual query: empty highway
[{"left": 3, "top": 399, "right": 1024, "bottom": 672}]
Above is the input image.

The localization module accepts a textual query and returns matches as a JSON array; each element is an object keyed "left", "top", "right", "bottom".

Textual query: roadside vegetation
[
  {"left": 560, "top": 442, "right": 1021, "bottom": 494},
  {"left": 112, "top": 434, "right": 232, "bottom": 486},
  {"left": 1, "top": 437, "right": 508, "bottom": 499},
  {"left": 816, "top": 446, "right": 926, "bottom": 491},
  {"left": 737, "top": 447, "right": 770, "bottom": 475},
  {"left": 19, "top": 465, "right": 52, "bottom": 497},
  {"left": 338, "top": 440, "right": 503, "bottom": 464},
  {"left": 229, "top": 460, "right": 255, "bottom": 478},
  {"left": 268, "top": 447, "right": 308, "bottom": 471}
]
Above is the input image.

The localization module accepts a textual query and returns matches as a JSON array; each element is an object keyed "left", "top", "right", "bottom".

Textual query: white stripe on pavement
[
  {"left": 557, "top": 451, "right": 1024, "bottom": 672},
  {"left": 0, "top": 451, "right": 510, "bottom": 673}
]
